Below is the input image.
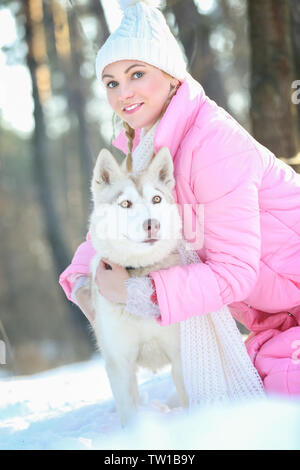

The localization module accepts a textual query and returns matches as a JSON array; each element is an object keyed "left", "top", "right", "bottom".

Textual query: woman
[{"left": 59, "top": 0, "right": 300, "bottom": 396}]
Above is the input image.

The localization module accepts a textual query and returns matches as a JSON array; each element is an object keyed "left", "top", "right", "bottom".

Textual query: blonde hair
[{"left": 122, "top": 76, "right": 181, "bottom": 172}]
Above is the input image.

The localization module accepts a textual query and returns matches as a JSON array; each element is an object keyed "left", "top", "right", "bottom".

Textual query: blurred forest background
[{"left": 0, "top": 0, "right": 299, "bottom": 376}]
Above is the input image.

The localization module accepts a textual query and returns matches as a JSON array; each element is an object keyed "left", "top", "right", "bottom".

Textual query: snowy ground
[{"left": 0, "top": 355, "right": 299, "bottom": 450}]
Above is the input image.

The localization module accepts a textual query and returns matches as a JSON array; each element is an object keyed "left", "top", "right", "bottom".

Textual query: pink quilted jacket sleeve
[
  {"left": 59, "top": 233, "right": 96, "bottom": 301},
  {"left": 150, "top": 144, "right": 263, "bottom": 326}
]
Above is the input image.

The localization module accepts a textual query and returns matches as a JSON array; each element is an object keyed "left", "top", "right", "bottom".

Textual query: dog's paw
[
  {"left": 150, "top": 400, "right": 171, "bottom": 413},
  {"left": 166, "top": 391, "right": 180, "bottom": 408}
]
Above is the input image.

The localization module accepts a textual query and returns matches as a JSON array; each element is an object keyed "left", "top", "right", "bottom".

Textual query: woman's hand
[
  {"left": 75, "top": 285, "right": 96, "bottom": 324},
  {"left": 95, "top": 258, "right": 129, "bottom": 304}
]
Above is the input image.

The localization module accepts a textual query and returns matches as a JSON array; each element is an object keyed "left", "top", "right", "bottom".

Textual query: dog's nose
[{"left": 143, "top": 218, "right": 160, "bottom": 238}]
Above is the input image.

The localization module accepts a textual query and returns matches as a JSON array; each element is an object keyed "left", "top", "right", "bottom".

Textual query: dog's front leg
[{"left": 104, "top": 355, "right": 138, "bottom": 426}]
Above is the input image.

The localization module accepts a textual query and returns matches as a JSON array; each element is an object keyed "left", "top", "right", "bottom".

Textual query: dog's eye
[
  {"left": 152, "top": 195, "right": 161, "bottom": 204},
  {"left": 119, "top": 200, "right": 132, "bottom": 208}
]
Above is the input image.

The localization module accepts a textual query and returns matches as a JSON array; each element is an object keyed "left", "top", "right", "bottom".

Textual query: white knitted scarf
[{"left": 130, "top": 121, "right": 265, "bottom": 406}]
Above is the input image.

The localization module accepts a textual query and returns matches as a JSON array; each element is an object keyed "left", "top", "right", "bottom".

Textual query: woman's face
[{"left": 102, "top": 60, "right": 180, "bottom": 131}]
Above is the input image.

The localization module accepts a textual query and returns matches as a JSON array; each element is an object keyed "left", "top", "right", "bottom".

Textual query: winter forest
[{"left": 0, "top": 0, "right": 300, "bottom": 450}]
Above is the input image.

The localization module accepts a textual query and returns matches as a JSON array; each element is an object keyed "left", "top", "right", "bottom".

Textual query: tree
[
  {"left": 44, "top": 0, "right": 104, "bottom": 227},
  {"left": 23, "top": 0, "right": 69, "bottom": 280},
  {"left": 290, "top": 0, "right": 300, "bottom": 136},
  {"left": 166, "top": 0, "right": 227, "bottom": 109},
  {"left": 247, "top": 0, "right": 299, "bottom": 158},
  {"left": 23, "top": 0, "right": 93, "bottom": 344},
  {"left": 89, "top": 0, "right": 110, "bottom": 45}
]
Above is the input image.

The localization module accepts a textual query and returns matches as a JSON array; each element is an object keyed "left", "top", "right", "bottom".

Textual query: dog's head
[{"left": 89, "top": 147, "right": 182, "bottom": 268}]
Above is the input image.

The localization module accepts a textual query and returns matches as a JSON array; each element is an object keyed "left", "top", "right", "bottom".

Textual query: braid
[
  {"left": 123, "top": 121, "right": 135, "bottom": 172},
  {"left": 122, "top": 79, "right": 181, "bottom": 172}
]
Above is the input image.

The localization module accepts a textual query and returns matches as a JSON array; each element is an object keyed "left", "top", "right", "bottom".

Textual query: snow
[{"left": 0, "top": 355, "right": 299, "bottom": 450}]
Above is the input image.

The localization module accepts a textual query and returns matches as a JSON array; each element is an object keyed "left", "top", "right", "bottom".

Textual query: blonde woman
[{"left": 60, "top": 0, "right": 300, "bottom": 397}]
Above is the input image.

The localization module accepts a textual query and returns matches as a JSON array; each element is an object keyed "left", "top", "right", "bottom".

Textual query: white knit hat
[{"left": 95, "top": 0, "right": 188, "bottom": 85}]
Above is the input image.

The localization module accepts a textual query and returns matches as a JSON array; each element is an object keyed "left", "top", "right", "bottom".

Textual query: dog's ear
[
  {"left": 147, "top": 147, "right": 175, "bottom": 191},
  {"left": 91, "top": 148, "right": 122, "bottom": 192}
]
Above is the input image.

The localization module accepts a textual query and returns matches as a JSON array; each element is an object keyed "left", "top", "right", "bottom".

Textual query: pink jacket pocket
[{"left": 247, "top": 327, "right": 300, "bottom": 395}]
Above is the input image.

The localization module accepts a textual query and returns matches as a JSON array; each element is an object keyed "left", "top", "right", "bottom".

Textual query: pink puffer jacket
[{"left": 59, "top": 73, "right": 300, "bottom": 395}]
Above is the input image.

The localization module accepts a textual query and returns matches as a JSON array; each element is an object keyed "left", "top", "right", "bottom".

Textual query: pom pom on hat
[
  {"left": 118, "top": 0, "right": 162, "bottom": 11},
  {"left": 96, "top": 0, "right": 187, "bottom": 84}
]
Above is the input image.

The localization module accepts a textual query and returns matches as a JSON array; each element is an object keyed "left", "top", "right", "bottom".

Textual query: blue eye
[
  {"left": 106, "top": 71, "right": 144, "bottom": 89},
  {"left": 107, "top": 81, "right": 118, "bottom": 89},
  {"left": 133, "top": 71, "right": 144, "bottom": 79}
]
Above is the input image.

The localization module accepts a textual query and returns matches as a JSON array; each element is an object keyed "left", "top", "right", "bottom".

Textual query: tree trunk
[
  {"left": 23, "top": 0, "right": 93, "bottom": 338},
  {"left": 90, "top": 0, "right": 110, "bottom": 45},
  {"left": 290, "top": 0, "right": 300, "bottom": 136},
  {"left": 166, "top": 0, "right": 227, "bottom": 109},
  {"left": 290, "top": 0, "right": 300, "bottom": 77},
  {"left": 24, "top": 0, "right": 70, "bottom": 279},
  {"left": 247, "top": 0, "right": 299, "bottom": 158},
  {"left": 67, "top": 6, "right": 94, "bottom": 226}
]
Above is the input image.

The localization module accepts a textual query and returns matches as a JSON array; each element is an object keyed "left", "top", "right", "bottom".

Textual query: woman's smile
[{"left": 122, "top": 102, "right": 144, "bottom": 114}]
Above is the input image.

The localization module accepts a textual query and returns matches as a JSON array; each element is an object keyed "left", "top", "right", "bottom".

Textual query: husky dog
[{"left": 89, "top": 147, "right": 188, "bottom": 425}]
